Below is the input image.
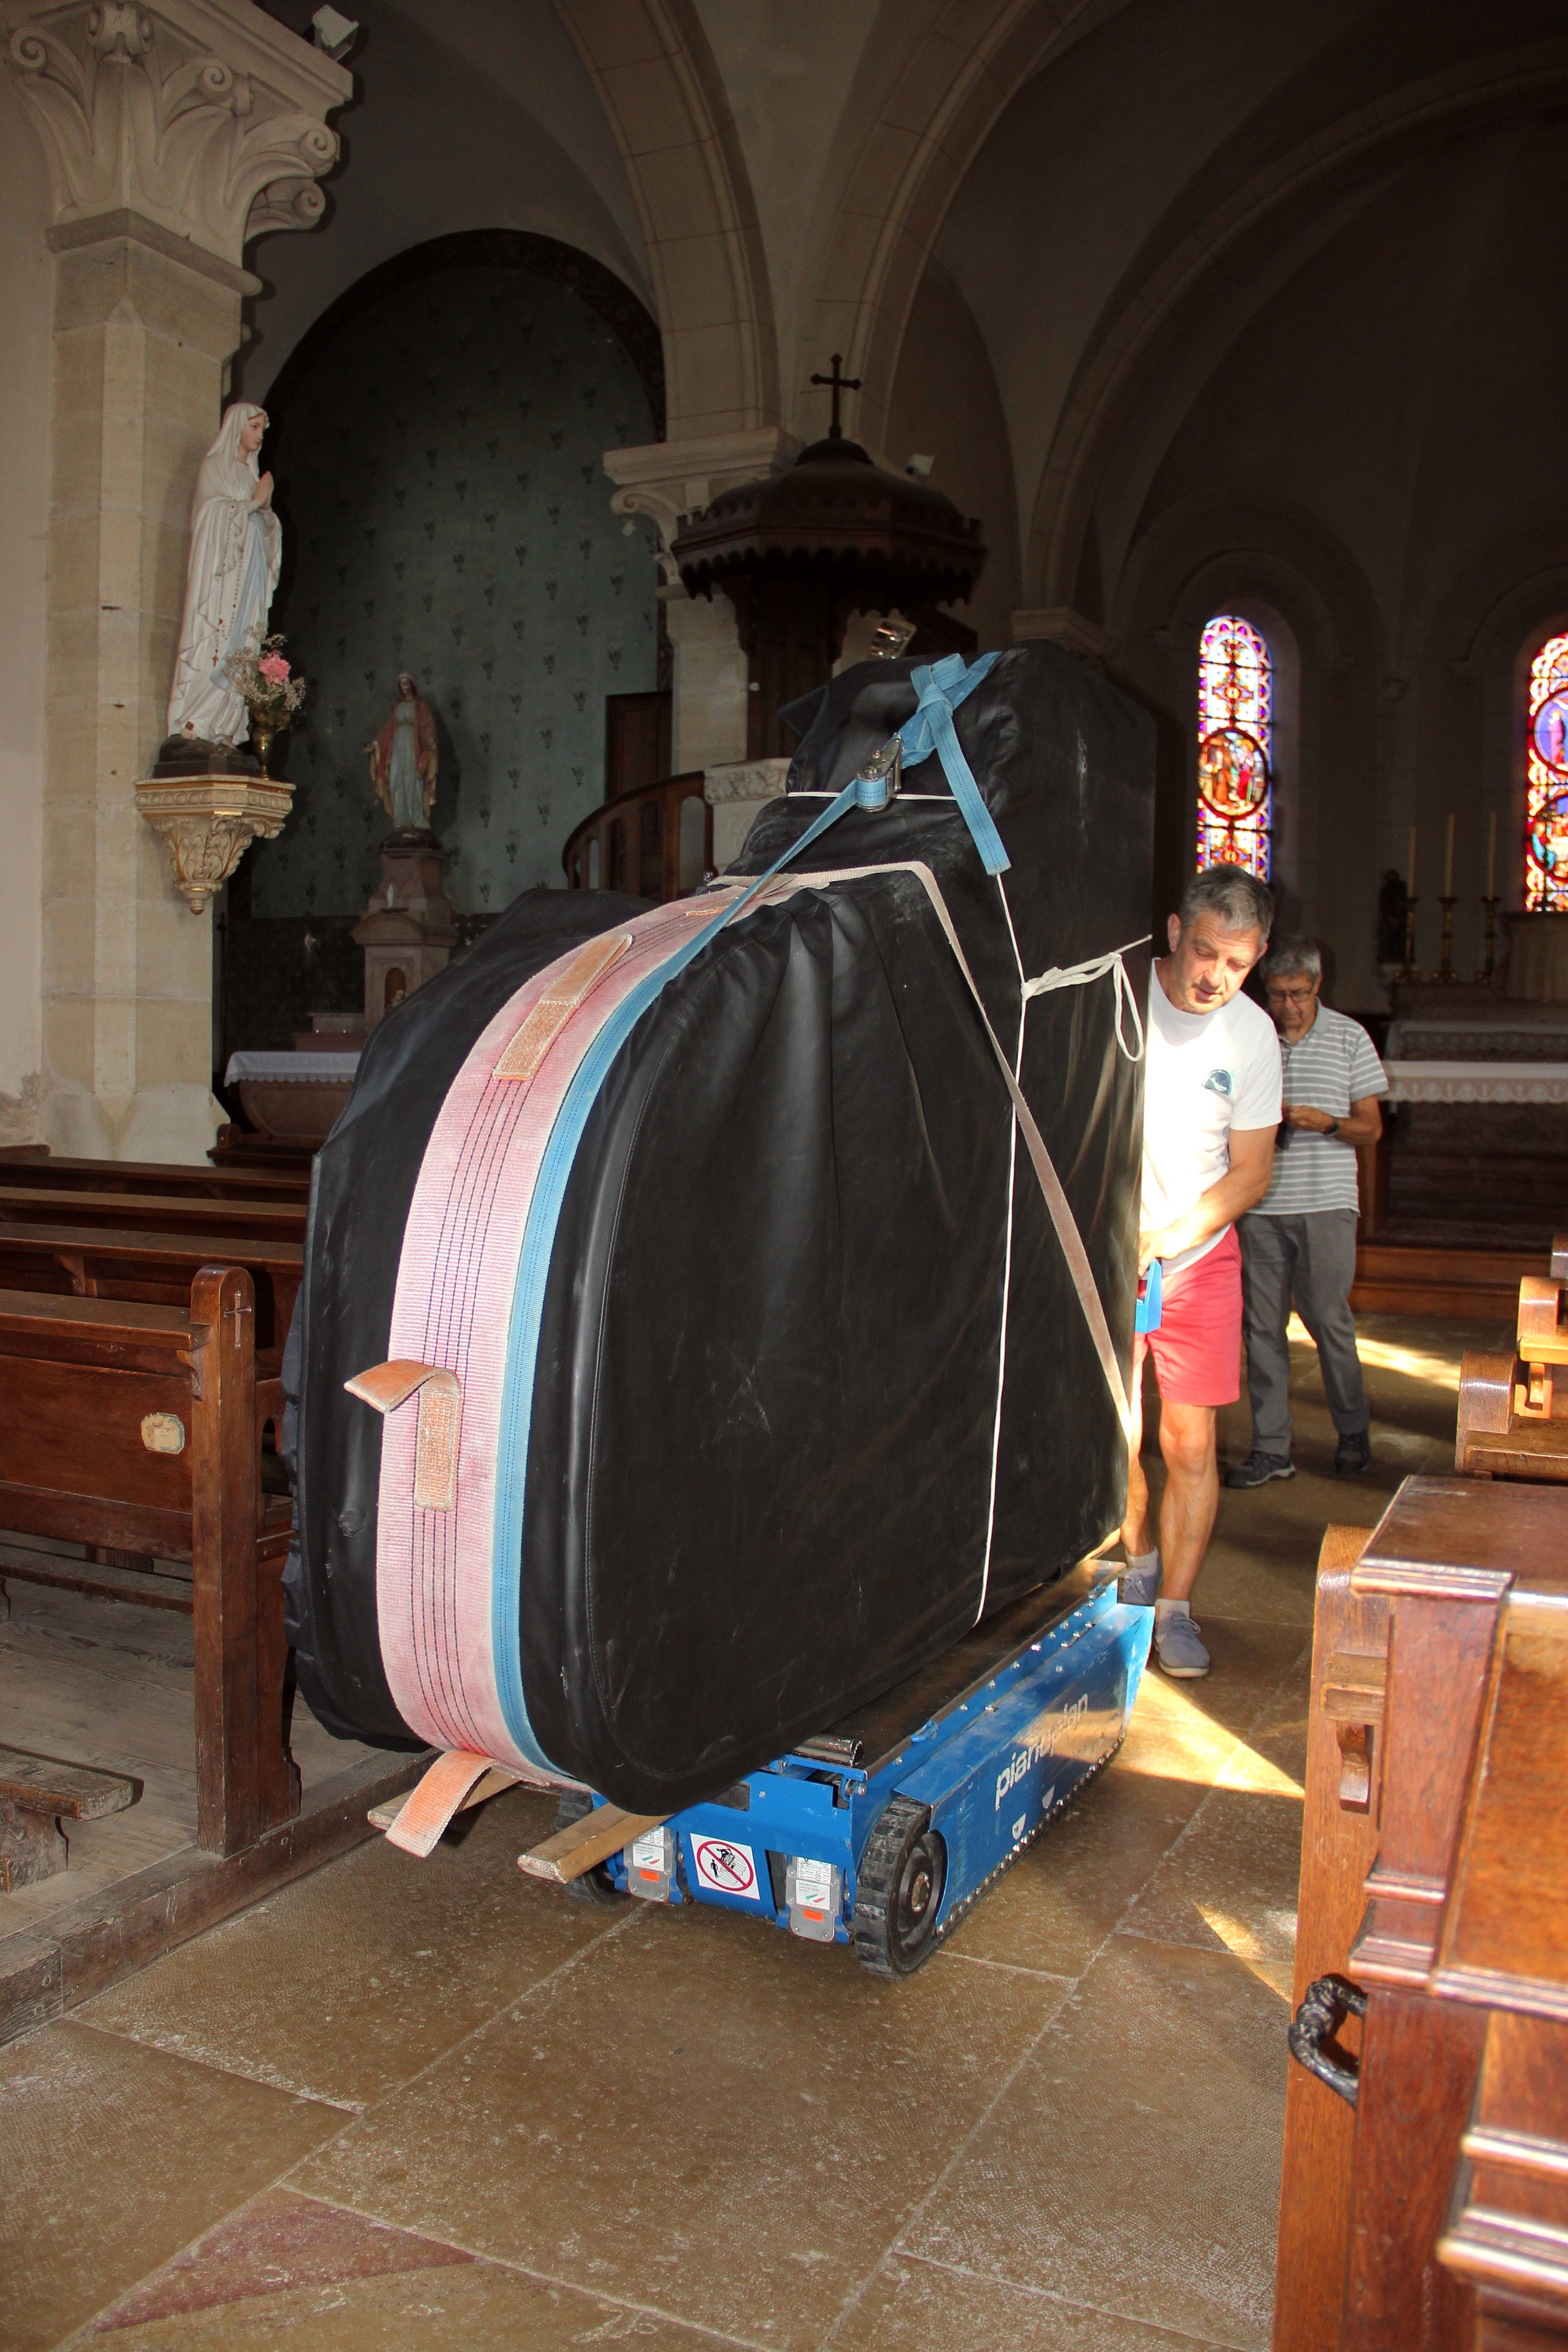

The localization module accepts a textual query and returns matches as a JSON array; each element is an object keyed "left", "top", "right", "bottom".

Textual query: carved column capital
[
  {"left": 3, "top": 0, "right": 352, "bottom": 265},
  {"left": 604, "top": 430, "right": 800, "bottom": 586}
]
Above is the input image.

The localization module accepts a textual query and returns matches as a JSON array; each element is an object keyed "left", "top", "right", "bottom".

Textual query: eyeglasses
[{"left": 1267, "top": 985, "right": 1317, "bottom": 1002}]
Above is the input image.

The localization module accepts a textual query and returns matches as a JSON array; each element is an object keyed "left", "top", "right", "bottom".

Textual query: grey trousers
[{"left": 1239, "top": 1209, "right": 1369, "bottom": 1454}]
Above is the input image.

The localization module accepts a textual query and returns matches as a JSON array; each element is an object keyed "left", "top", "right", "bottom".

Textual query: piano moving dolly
[{"left": 551, "top": 1564, "right": 1152, "bottom": 1978}]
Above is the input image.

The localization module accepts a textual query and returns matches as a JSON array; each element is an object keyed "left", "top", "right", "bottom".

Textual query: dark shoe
[
  {"left": 1335, "top": 1431, "right": 1372, "bottom": 1478},
  {"left": 1225, "top": 1450, "right": 1296, "bottom": 1489}
]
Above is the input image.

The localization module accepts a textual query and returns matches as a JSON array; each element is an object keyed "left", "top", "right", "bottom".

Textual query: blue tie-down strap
[
  {"left": 900, "top": 651, "right": 1007, "bottom": 873},
  {"left": 1135, "top": 1258, "right": 1162, "bottom": 1335}
]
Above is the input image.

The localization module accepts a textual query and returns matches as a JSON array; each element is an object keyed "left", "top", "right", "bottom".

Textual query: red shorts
[{"left": 1134, "top": 1226, "right": 1243, "bottom": 1407}]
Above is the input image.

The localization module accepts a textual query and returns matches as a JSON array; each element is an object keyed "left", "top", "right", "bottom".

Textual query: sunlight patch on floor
[
  {"left": 1124, "top": 1675, "right": 1305, "bottom": 1798},
  {"left": 1288, "top": 1314, "right": 1462, "bottom": 1391},
  {"left": 1198, "top": 1903, "right": 1298, "bottom": 1997}
]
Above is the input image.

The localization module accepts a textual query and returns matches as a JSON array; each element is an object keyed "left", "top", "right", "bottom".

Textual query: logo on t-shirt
[{"left": 1204, "top": 1068, "right": 1233, "bottom": 1097}]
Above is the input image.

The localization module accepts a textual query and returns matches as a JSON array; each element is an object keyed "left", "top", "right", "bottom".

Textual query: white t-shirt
[{"left": 1141, "top": 972, "right": 1282, "bottom": 1274}]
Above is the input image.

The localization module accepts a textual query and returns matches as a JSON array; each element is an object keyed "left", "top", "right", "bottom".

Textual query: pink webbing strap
[
  {"left": 754, "top": 860, "right": 1134, "bottom": 1444},
  {"left": 344, "top": 1359, "right": 462, "bottom": 1511}
]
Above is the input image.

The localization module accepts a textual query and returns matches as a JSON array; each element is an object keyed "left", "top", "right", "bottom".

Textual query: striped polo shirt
[{"left": 1253, "top": 1001, "right": 1386, "bottom": 1217}]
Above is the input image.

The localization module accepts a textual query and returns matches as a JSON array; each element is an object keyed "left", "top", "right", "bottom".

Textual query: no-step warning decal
[{"left": 691, "top": 1835, "right": 760, "bottom": 1899}]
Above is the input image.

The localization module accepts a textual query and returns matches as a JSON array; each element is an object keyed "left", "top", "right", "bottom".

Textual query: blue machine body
[{"left": 585, "top": 1567, "right": 1152, "bottom": 1955}]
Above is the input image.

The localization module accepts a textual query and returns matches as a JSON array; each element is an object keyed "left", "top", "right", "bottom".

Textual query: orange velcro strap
[
  {"left": 495, "top": 930, "right": 632, "bottom": 1085},
  {"left": 344, "top": 1359, "right": 461, "bottom": 1512},
  {"left": 386, "top": 1750, "right": 495, "bottom": 1857}
]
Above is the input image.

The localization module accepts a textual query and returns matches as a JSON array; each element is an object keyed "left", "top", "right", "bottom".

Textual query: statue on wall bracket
[
  {"left": 368, "top": 672, "right": 440, "bottom": 838},
  {"left": 156, "top": 403, "right": 282, "bottom": 776},
  {"left": 137, "top": 401, "right": 293, "bottom": 908}
]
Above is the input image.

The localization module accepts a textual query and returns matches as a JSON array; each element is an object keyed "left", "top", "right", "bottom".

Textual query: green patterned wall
[{"left": 248, "top": 261, "right": 659, "bottom": 917}]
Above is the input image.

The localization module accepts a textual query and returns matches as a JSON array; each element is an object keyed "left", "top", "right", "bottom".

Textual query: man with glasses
[{"left": 1227, "top": 938, "right": 1387, "bottom": 1488}]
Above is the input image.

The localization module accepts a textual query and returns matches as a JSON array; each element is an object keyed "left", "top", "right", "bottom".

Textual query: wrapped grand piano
[{"left": 287, "top": 642, "right": 1155, "bottom": 1816}]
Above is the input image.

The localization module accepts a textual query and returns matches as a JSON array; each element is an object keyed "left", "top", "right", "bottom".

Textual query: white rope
[{"left": 1021, "top": 934, "right": 1151, "bottom": 1063}]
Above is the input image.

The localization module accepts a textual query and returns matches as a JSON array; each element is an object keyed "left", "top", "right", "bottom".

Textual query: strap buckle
[{"left": 852, "top": 736, "right": 902, "bottom": 811}]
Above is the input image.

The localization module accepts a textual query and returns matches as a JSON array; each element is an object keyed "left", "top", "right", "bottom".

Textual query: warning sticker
[
  {"left": 630, "top": 1829, "right": 666, "bottom": 1871},
  {"left": 794, "top": 1858, "right": 834, "bottom": 1904},
  {"left": 691, "top": 1835, "right": 760, "bottom": 1899}
]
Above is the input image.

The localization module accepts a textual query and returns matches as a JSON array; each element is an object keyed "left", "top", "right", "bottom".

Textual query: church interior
[{"left": 3, "top": 4, "right": 1567, "bottom": 2347}]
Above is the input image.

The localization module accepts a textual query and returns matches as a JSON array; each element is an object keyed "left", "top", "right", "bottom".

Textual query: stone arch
[
  {"left": 261, "top": 229, "right": 665, "bottom": 438},
  {"left": 1026, "top": 39, "right": 1568, "bottom": 610},
  {"left": 555, "top": 0, "right": 777, "bottom": 438},
  {"left": 797, "top": 0, "right": 1105, "bottom": 453}
]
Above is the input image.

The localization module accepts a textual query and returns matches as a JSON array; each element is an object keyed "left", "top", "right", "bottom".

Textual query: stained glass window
[
  {"left": 1526, "top": 632, "right": 1568, "bottom": 912},
  {"left": 1196, "top": 615, "right": 1272, "bottom": 878}
]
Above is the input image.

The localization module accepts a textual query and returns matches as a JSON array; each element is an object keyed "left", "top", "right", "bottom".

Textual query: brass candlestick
[
  {"left": 1400, "top": 895, "right": 1420, "bottom": 983},
  {"left": 1479, "top": 894, "right": 1500, "bottom": 982},
  {"left": 1437, "top": 892, "right": 1458, "bottom": 981}
]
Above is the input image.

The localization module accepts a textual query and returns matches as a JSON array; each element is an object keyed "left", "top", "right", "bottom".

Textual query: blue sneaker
[{"left": 1155, "top": 1609, "right": 1211, "bottom": 1679}]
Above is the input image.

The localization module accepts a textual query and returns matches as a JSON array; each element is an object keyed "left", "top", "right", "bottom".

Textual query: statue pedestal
[
  {"left": 352, "top": 831, "right": 457, "bottom": 1030},
  {"left": 135, "top": 773, "right": 295, "bottom": 915}
]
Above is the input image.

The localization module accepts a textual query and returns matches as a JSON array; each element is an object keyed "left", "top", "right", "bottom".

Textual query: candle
[
  {"left": 1487, "top": 811, "right": 1497, "bottom": 899},
  {"left": 1443, "top": 813, "right": 1455, "bottom": 896},
  {"left": 1407, "top": 825, "right": 1417, "bottom": 892}
]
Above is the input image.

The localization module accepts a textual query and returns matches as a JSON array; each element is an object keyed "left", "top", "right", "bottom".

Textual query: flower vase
[{"left": 252, "top": 720, "right": 275, "bottom": 776}]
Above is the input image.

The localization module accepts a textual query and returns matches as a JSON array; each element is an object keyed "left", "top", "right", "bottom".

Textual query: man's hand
[
  {"left": 1282, "top": 1095, "right": 1384, "bottom": 1143},
  {"left": 1140, "top": 1126, "right": 1277, "bottom": 1275}
]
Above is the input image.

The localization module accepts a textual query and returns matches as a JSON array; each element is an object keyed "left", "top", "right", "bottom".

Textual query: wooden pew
[
  {"left": 1456, "top": 1230, "right": 1568, "bottom": 1480},
  {"left": 0, "top": 1747, "right": 138, "bottom": 1890},
  {"left": 209, "top": 1124, "right": 316, "bottom": 1177},
  {"left": 1431, "top": 1576, "right": 1568, "bottom": 2342},
  {"left": 0, "top": 1271, "right": 297, "bottom": 1857},
  {"left": 1273, "top": 1477, "right": 1568, "bottom": 2349},
  {"left": 0, "top": 1222, "right": 301, "bottom": 1350},
  {"left": 0, "top": 1188, "right": 304, "bottom": 1245},
  {"left": 1272, "top": 1524, "right": 1386, "bottom": 2352},
  {"left": 0, "top": 1154, "right": 309, "bottom": 1205}
]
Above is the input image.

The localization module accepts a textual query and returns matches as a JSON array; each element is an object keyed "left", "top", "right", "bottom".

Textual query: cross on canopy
[{"left": 809, "top": 353, "right": 863, "bottom": 440}]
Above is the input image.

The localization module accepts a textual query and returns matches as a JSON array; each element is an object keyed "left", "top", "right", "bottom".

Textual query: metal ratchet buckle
[{"left": 852, "top": 735, "right": 902, "bottom": 811}]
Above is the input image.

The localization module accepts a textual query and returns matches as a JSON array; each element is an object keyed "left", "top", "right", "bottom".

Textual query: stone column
[
  {"left": 604, "top": 430, "right": 797, "bottom": 779},
  {"left": 5, "top": 0, "right": 349, "bottom": 1160}
]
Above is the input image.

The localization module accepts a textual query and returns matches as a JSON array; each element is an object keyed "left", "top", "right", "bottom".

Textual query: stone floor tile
[
  {"left": 80, "top": 1787, "right": 619, "bottom": 2109},
  {"left": 1117, "top": 1786, "right": 1304, "bottom": 1970},
  {"left": 903, "top": 1937, "right": 1288, "bottom": 2352},
  {"left": 288, "top": 1899, "right": 1070, "bottom": 2352},
  {"left": 79, "top": 2186, "right": 740, "bottom": 2349},
  {"left": 834, "top": 2253, "right": 1232, "bottom": 2350},
  {"left": 940, "top": 1759, "right": 1209, "bottom": 1978},
  {"left": 1, "top": 2021, "right": 345, "bottom": 2352},
  {"left": 1123, "top": 1618, "right": 1311, "bottom": 1789}
]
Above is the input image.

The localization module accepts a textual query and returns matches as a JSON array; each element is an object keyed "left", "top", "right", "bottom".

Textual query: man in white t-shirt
[{"left": 1120, "top": 865, "right": 1282, "bottom": 1678}]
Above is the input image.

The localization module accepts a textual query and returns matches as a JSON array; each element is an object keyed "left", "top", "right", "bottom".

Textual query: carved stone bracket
[
  {"left": 3, "top": 0, "right": 352, "bottom": 265},
  {"left": 135, "top": 773, "right": 294, "bottom": 913}
]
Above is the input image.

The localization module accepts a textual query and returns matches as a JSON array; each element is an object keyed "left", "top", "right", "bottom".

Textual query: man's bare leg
[
  {"left": 1152, "top": 1400, "right": 1219, "bottom": 1603},
  {"left": 1122, "top": 1385, "right": 1218, "bottom": 1588},
  {"left": 1120, "top": 1354, "right": 1154, "bottom": 1558}
]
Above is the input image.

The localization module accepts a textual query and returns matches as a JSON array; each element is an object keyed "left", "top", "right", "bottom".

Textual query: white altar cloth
[{"left": 1384, "top": 1059, "right": 1568, "bottom": 1105}]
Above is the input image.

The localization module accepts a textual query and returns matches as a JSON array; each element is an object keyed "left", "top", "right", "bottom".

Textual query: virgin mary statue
[{"left": 165, "top": 403, "right": 282, "bottom": 749}]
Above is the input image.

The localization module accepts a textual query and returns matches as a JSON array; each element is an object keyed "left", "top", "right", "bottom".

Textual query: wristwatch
[{"left": 1325, "top": 1117, "right": 1340, "bottom": 1137}]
